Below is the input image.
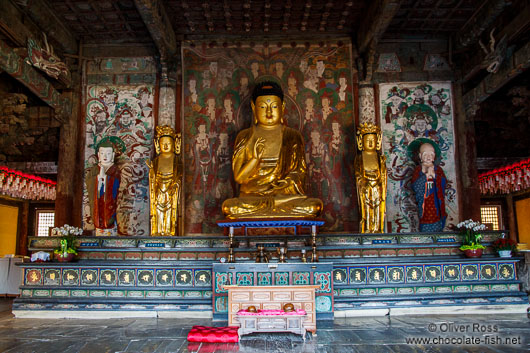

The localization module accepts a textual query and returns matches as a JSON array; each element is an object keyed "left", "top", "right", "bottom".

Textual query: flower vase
[
  {"left": 464, "top": 249, "right": 483, "bottom": 258},
  {"left": 56, "top": 253, "right": 75, "bottom": 262},
  {"left": 498, "top": 250, "right": 512, "bottom": 258}
]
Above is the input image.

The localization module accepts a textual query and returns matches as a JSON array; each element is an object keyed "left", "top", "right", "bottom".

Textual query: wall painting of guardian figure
[
  {"left": 379, "top": 82, "right": 459, "bottom": 233},
  {"left": 82, "top": 57, "right": 156, "bottom": 236}
]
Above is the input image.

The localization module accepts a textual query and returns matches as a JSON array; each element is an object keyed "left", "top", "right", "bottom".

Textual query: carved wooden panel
[{"left": 225, "top": 285, "right": 319, "bottom": 333}]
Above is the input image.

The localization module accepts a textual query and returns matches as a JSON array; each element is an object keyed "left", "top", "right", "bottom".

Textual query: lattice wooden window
[
  {"left": 480, "top": 205, "right": 502, "bottom": 231},
  {"left": 36, "top": 210, "right": 55, "bottom": 237}
]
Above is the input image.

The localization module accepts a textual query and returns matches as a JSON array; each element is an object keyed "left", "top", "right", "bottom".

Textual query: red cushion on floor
[
  {"left": 187, "top": 342, "right": 240, "bottom": 352},
  {"left": 187, "top": 325, "right": 239, "bottom": 343}
]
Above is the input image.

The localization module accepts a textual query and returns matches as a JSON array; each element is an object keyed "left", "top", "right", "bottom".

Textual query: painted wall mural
[
  {"left": 82, "top": 57, "right": 157, "bottom": 236},
  {"left": 182, "top": 42, "right": 356, "bottom": 233},
  {"left": 379, "top": 82, "right": 459, "bottom": 232}
]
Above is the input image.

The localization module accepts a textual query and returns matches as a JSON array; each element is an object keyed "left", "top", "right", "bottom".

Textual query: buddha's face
[
  {"left": 198, "top": 124, "right": 206, "bottom": 134},
  {"left": 420, "top": 143, "right": 435, "bottom": 166},
  {"left": 98, "top": 146, "right": 115, "bottom": 166},
  {"left": 339, "top": 77, "right": 347, "bottom": 87},
  {"left": 389, "top": 95, "right": 403, "bottom": 105},
  {"left": 140, "top": 91, "right": 149, "bottom": 105},
  {"left": 253, "top": 95, "right": 284, "bottom": 127},
  {"left": 299, "top": 60, "right": 308, "bottom": 72},
  {"left": 189, "top": 79, "right": 196, "bottom": 91},
  {"left": 322, "top": 97, "right": 330, "bottom": 108},
  {"left": 159, "top": 136, "right": 174, "bottom": 154},
  {"left": 240, "top": 76, "right": 248, "bottom": 87},
  {"left": 431, "top": 94, "right": 441, "bottom": 105},
  {"left": 306, "top": 98, "right": 314, "bottom": 109},
  {"left": 224, "top": 98, "right": 232, "bottom": 111},
  {"left": 207, "top": 98, "right": 215, "bottom": 110},
  {"left": 219, "top": 133, "right": 228, "bottom": 147},
  {"left": 311, "top": 131, "right": 320, "bottom": 144},
  {"left": 363, "top": 134, "right": 376, "bottom": 151},
  {"left": 96, "top": 111, "right": 106, "bottom": 123},
  {"left": 332, "top": 122, "right": 340, "bottom": 135},
  {"left": 415, "top": 119, "right": 427, "bottom": 132},
  {"left": 121, "top": 111, "right": 133, "bottom": 126}
]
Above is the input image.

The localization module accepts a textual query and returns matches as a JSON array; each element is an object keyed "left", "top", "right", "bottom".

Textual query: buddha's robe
[
  {"left": 86, "top": 164, "right": 120, "bottom": 229},
  {"left": 222, "top": 125, "right": 322, "bottom": 219}
]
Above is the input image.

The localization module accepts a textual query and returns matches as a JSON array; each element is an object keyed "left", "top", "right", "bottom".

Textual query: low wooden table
[
  {"left": 236, "top": 313, "right": 307, "bottom": 340},
  {"left": 224, "top": 285, "right": 319, "bottom": 333}
]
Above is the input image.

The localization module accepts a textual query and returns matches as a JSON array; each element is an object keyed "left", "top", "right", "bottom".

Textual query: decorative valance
[
  {"left": 0, "top": 166, "right": 56, "bottom": 200},
  {"left": 479, "top": 158, "right": 530, "bottom": 195}
]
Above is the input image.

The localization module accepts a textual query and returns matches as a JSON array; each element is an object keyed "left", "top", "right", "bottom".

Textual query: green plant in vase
[
  {"left": 52, "top": 224, "right": 83, "bottom": 262},
  {"left": 457, "top": 219, "right": 486, "bottom": 258}
]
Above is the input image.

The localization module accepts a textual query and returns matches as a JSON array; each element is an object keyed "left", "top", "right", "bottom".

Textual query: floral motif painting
[
  {"left": 379, "top": 82, "right": 459, "bottom": 232},
  {"left": 182, "top": 42, "right": 355, "bottom": 233}
]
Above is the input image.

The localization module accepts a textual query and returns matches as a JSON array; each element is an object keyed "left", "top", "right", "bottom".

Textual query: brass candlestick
[
  {"left": 278, "top": 247, "right": 287, "bottom": 263},
  {"left": 256, "top": 245, "right": 269, "bottom": 263},
  {"left": 311, "top": 225, "right": 319, "bottom": 262},
  {"left": 228, "top": 226, "right": 235, "bottom": 263},
  {"left": 301, "top": 249, "right": 307, "bottom": 263}
]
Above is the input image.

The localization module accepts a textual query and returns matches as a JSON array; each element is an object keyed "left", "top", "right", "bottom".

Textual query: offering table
[{"left": 224, "top": 285, "right": 319, "bottom": 333}]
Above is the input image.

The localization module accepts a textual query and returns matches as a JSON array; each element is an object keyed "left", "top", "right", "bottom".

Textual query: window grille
[
  {"left": 36, "top": 211, "right": 55, "bottom": 236},
  {"left": 480, "top": 206, "right": 501, "bottom": 230}
]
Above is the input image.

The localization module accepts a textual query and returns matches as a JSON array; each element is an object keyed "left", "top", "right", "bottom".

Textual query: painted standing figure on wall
[
  {"left": 85, "top": 138, "right": 122, "bottom": 236},
  {"left": 147, "top": 125, "right": 182, "bottom": 236},
  {"left": 410, "top": 140, "right": 447, "bottom": 232}
]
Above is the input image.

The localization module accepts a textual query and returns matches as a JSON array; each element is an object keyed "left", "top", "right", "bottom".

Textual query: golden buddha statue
[
  {"left": 147, "top": 125, "right": 182, "bottom": 236},
  {"left": 222, "top": 81, "right": 322, "bottom": 219},
  {"left": 354, "top": 123, "right": 387, "bottom": 233}
]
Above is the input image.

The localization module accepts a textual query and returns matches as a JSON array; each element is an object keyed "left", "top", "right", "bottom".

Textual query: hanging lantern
[
  {"left": 0, "top": 166, "right": 56, "bottom": 200},
  {"left": 479, "top": 158, "right": 530, "bottom": 195}
]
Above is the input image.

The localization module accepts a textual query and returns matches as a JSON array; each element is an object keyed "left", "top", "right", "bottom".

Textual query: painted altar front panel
[
  {"left": 378, "top": 82, "right": 459, "bottom": 232},
  {"left": 82, "top": 57, "right": 157, "bottom": 236},
  {"left": 182, "top": 42, "right": 356, "bottom": 234}
]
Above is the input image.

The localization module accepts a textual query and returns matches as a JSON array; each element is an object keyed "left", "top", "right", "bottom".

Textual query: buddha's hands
[
  {"left": 253, "top": 137, "right": 265, "bottom": 160},
  {"left": 272, "top": 179, "right": 289, "bottom": 190},
  {"left": 97, "top": 164, "right": 106, "bottom": 184},
  {"left": 422, "top": 165, "right": 435, "bottom": 179}
]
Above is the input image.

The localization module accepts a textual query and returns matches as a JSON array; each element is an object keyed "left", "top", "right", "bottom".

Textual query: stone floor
[{"left": 1, "top": 300, "right": 529, "bottom": 352}]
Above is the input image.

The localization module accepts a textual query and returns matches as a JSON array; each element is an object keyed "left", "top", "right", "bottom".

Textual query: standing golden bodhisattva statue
[
  {"left": 222, "top": 81, "right": 322, "bottom": 219},
  {"left": 355, "top": 123, "right": 387, "bottom": 233},
  {"left": 147, "top": 125, "right": 182, "bottom": 236}
]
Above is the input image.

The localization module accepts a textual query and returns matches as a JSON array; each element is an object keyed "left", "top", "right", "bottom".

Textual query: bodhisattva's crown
[
  {"left": 155, "top": 125, "right": 177, "bottom": 140},
  {"left": 356, "top": 123, "right": 380, "bottom": 137}
]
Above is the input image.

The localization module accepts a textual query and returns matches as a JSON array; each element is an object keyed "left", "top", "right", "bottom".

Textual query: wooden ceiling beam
[
  {"left": 15, "top": 0, "right": 78, "bottom": 54},
  {"left": 357, "top": 0, "right": 402, "bottom": 54},
  {"left": 134, "top": 0, "right": 177, "bottom": 62},
  {"left": 456, "top": 0, "right": 510, "bottom": 48},
  {"left": 461, "top": 3, "right": 530, "bottom": 83}
]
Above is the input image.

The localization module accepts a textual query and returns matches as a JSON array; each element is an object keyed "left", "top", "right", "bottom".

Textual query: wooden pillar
[
  {"left": 453, "top": 83, "right": 481, "bottom": 221},
  {"left": 16, "top": 201, "right": 29, "bottom": 256},
  {"left": 505, "top": 194, "right": 518, "bottom": 240},
  {"left": 55, "top": 88, "right": 80, "bottom": 227},
  {"left": 358, "top": 84, "right": 376, "bottom": 125}
]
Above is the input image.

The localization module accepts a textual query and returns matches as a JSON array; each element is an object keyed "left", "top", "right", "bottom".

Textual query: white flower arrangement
[
  {"left": 456, "top": 219, "right": 486, "bottom": 231},
  {"left": 457, "top": 219, "right": 486, "bottom": 251},
  {"left": 51, "top": 224, "right": 83, "bottom": 237}
]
